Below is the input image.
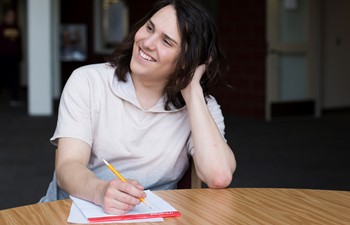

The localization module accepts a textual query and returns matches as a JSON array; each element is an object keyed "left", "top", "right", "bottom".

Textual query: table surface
[{"left": 1, "top": 188, "right": 350, "bottom": 225}]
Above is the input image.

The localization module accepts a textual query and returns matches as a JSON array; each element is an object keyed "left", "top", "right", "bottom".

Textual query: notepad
[{"left": 68, "top": 190, "right": 181, "bottom": 223}]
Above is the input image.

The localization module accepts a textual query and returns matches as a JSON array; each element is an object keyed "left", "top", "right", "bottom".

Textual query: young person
[{"left": 40, "top": 0, "right": 236, "bottom": 215}]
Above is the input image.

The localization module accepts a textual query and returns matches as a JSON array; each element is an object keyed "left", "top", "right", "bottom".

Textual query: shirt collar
[{"left": 110, "top": 72, "right": 185, "bottom": 113}]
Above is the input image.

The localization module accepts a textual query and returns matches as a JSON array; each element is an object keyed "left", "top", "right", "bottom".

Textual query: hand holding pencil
[{"left": 103, "top": 159, "right": 151, "bottom": 208}]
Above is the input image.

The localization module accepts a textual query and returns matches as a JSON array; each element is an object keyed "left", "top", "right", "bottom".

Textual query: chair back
[{"left": 177, "top": 159, "right": 201, "bottom": 189}]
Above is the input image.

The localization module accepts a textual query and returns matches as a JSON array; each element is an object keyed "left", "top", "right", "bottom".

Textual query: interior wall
[
  {"left": 216, "top": 0, "right": 266, "bottom": 118},
  {"left": 322, "top": 0, "right": 350, "bottom": 109}
]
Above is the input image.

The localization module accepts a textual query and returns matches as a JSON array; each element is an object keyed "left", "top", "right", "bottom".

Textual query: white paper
[
  {"left": 68, "top": 190, "right": 179, "bottom": 223},
  {"left": 67, "top": 202, "right": 163, "bottom": 223}
]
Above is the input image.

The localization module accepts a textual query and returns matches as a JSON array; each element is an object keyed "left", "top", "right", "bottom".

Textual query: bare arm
[
  {"left": 181, "top": 65, "right": 236, "bottom": 188},
  {"left": 55, "top": 137, "right": 147, "bottom": 214}
]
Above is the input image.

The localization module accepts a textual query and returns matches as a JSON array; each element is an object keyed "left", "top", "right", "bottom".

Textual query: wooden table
[{"left": 0, "top": 188, "right": 350, "bottom": 224}]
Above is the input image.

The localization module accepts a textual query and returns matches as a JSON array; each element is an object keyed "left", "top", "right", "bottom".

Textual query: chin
[{"left": 130, "top": 61, "right": 145, "bottom": 77}]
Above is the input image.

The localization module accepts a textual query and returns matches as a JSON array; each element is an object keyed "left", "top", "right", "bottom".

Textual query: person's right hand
[{"left": 98, "top": 179, "right": 147, "bottom": 215}]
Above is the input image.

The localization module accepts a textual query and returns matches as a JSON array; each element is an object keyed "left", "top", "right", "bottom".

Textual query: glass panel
[
  {"left": 103, "top": 0, "right": 128, "bottom": 45},
  {"left": 279, "top": 0, "right": 308, "bottom": 43},
  {"left": 94, "top": 0, "right": 129, "bottom": 54},
  {"left": 279, "top": 54, "right": 307, "bottom": 100},
  {"left": 60, "top": 24, "right": 87, "bottom": 61}
]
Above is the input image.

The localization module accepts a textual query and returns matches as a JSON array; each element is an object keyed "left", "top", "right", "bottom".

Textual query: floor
[{"left": 1, "top": 91, "right": 349, "bottom": 210}]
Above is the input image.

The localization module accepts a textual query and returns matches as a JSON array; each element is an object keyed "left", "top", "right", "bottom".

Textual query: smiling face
[{"left": 130, "top": 5, "right": 181, "bottom": 84}]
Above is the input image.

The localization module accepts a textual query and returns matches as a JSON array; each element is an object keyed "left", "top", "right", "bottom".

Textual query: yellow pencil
[{"left": 103, "top": 159, "right": 151, "bottom": 208}]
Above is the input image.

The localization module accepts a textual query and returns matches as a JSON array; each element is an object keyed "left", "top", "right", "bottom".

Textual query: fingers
[
  {"left": 102, "top": 179, "right": 146, "bottom": 215},
  {"left": 103, "top": 193, "right": 135, "bottom": 215},
  {"left": 128, "top": 179, "right": 146, "bottom": 191}
]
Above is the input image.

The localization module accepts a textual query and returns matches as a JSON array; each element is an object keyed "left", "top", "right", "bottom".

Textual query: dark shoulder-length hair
[{"left": 107, "top": 0, "right": 228, "bottom": 110}]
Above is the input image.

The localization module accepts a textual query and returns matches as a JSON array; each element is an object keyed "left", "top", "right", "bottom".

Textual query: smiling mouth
[{"left": 139, "top": 48, "right": 156, "bottom": 62}]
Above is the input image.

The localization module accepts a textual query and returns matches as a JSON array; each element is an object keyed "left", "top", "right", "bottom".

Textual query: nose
[{"left": 142, "top": 34, "right": 157, "bottom": 51}]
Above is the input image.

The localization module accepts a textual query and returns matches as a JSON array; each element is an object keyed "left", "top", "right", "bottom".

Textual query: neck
[{"left": 131, "top": 74, "right": 167, "bottom": 110}]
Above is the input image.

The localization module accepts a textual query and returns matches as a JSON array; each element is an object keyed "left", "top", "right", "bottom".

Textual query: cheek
[
  {"left": 134, "top": 26, "right": 148, "bottom": 42},
  {"left": 134, "top": 28, "right": 144, "bottom": 43},
  {"left": 158, "top": 54, "right": 178, "bottom": 76},
  {"left": 161, "top": 48, "right": 179, "bottom": 62},
  {"left": 134, "top": 31, "right": 141, "bottom": 43},
  {"left": 162, "top": 50, "right": 180, "bottom": 69}
]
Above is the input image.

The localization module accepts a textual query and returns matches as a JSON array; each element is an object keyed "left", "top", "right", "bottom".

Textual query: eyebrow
[{"left": 148, "top": 19, "right": 179, "bottom": 47}]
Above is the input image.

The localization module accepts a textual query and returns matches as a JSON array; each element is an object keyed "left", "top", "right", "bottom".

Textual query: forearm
[
  {"left": 184, "top": 86, "right": 236, "bottom": 188},
  {"left": 55, "top": 138, "right": 106, "bottom": 205},
  {"left": 54, "top": 138, "right": 146, "bottom": 215},
  {"left": 56, "top": 159, "right": 107, "bottom": 206}
]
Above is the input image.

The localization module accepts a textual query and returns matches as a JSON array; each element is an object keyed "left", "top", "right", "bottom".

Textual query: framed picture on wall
[
  {"left": 94, "top": 0, "right": 129, "bottom": 54},
  {"left": 60, "top": 24, "right": 87, "bottom": 61}
]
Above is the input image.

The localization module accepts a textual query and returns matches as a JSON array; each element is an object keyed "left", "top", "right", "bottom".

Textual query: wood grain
[{"left": 0, "top": 188, "right": 349, "bottom": 225}]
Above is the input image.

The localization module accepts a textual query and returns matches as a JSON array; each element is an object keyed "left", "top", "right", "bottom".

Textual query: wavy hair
[{"left": 107, "top": 0, "right": 228, "bottom": 110}]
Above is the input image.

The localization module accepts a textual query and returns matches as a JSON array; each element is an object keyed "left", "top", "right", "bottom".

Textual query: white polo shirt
[{"left": 45, "top": 63, "right": 225, "bottom": 200}]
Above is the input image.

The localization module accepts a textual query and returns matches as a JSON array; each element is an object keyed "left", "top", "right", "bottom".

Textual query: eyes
[
  {"left": 146, "top": 23, "right": 153, "bottom": 32},
  {"left": 145, "top": 21, "right": 175, "bottom": 47},
  {"left": 163, "top": 39, "right": 172, "bottom": 47}
]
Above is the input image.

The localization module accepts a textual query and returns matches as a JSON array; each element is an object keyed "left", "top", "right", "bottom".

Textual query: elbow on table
[
  {"left": 207, "top": 161, "right": 236, "bottom": 188},
  {"left": 206, "top": 172, "right": 233, "bottom": 188}
]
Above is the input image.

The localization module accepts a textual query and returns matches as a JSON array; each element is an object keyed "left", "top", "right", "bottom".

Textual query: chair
[{"left": 177, "top": 159, "right": 201, "bottom": 189}]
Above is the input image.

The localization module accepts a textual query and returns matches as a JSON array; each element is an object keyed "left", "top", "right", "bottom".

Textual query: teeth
[{"left": 140, "top": 50, "right": 154, "bottom": 61}]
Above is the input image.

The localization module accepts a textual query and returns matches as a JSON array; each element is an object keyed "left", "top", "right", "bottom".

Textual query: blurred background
[{"left": 0, "top": 0, "right": 349, "bottom": 210}]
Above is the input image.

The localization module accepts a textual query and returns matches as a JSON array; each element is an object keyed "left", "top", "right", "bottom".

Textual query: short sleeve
[
  {"left": 50, "top": 68, "right": 93, "bottom": 146},
  {"left": 187, "top": 96, "right": 226, "bottom": 156}
]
